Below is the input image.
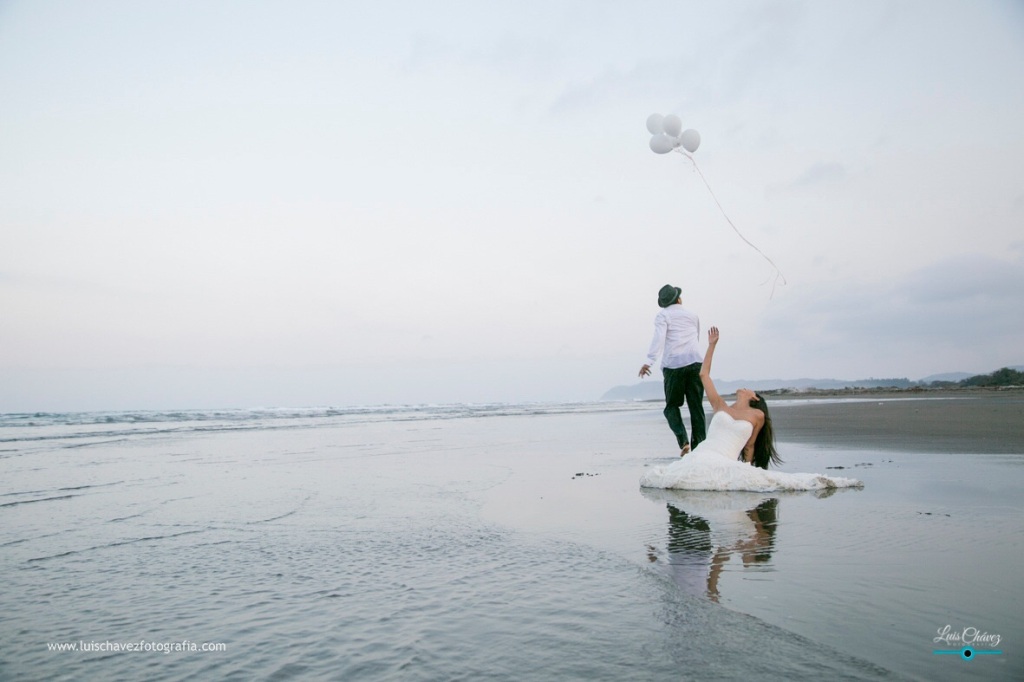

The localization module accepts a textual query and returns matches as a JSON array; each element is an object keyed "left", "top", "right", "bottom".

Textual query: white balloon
[
  {"left": 649, "top": 133, "right": 675, "bottom": 154},
  {"left": 662, "top": 114, "right": 682, "bottom": 137},
  {"left": 645, "top": 113, "right": 664, "bottom": 135},
  {"left": 679, "top": 129, "right": 701, "bottom": 153}
]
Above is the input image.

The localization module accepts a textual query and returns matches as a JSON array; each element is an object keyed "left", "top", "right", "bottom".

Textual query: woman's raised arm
[{"left": 699, "top": 327, "right": 728, "bottom": 413}]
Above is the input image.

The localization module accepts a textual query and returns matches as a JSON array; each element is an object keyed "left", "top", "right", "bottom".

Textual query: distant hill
[
  {"left": 917, "top": 372, "right": 974, "bottom": 383},
  {"left": 600, "top": 382, "right": 664, "bottom": 401},
  {"left": 601, "top": 376, "right": 915, "bottom": 401},
  {"left": 600, "top": 366, "right": 1024, "bottom": 401}
]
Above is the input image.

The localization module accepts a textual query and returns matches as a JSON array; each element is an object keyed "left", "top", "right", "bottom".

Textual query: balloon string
[{"left": 675, "top": 149, "right": 787, "bottom": 298}]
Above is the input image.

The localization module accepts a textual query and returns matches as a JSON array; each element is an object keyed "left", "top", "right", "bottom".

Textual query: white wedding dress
[{"left": 640, "top": 411, "right": 863, "bottom": 492}]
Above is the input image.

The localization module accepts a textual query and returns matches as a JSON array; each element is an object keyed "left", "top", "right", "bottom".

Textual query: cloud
[
  {"left": 403, "top": 30, "right": 561, "bottom": 80},
  {"left": 761, "top": 252, "right": 1024, "bottom": 366},
  {"left": 769, "top": 161, "right": 848, "bottom": 193},
  {"left": 547, "top": 60, "right": 669, "bottom": 114},
  {"left": 902, "top": 254, "right": 1024, "bottom": 306}
]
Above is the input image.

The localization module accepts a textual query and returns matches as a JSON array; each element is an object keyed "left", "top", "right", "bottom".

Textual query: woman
[
  {"left": 639, "top": 328, "right": 862, "bottom": 491},
  {"left": 700, "top": 326, "right": 780, "bottom": 469}
]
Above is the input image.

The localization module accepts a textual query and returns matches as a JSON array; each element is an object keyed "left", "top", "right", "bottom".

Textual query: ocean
[{"left": 1, "top": 402, "right": 1019, "bottom": 680}]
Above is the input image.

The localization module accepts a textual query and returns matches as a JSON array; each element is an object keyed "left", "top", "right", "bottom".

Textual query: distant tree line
[
  {"left": 924, "top": 367, "right": 1024, "bottom": 388},
  {"left": 957, "top": 367, "right": 1024, "bottom": 387}
]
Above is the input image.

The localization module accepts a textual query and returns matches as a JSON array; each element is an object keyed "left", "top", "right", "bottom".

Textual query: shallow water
[
  {"left": 1, "top": 403, "right": 1019, "bottom": 680},
  {"left": 468, "top": 407, "right": 1022, "bottom": 681}
]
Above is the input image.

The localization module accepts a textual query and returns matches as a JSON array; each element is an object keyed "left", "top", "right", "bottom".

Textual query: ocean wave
[{"left": 0, "top": 401, "right": 651, "bottom": 451}]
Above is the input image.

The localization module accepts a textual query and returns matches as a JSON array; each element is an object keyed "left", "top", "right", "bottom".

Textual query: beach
[
  {"left": 764, "top": 389, "right": 1024, "bottom": 453},
  {"left": 1, "top": 393, "right": 1021, "bottom": 680}
]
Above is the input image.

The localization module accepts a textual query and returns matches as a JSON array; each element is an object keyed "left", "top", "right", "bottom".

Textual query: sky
[{"left": 1, "top": 0, "right": 1022, "bottom": 411}]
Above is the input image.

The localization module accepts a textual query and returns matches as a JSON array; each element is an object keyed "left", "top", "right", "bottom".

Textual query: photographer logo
[{"left": 932, "top": 625, "right": 1003, "bottom": 661}]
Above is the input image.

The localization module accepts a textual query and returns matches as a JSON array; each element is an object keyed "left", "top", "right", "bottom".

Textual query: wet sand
[
  {"left": 481, "top": 402, "right": 1023, "bottom": 681},
  {"left": 765, "top": 389, "right": 1024, "bottom": 454}
]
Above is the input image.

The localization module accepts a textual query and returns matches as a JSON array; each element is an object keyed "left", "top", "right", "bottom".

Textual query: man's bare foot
[{"left": 680, "top": 443, "right": 691, "bottom": 457}]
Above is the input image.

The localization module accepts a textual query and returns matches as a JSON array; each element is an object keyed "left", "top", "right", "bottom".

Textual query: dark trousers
[{"left": 662, "top": 363, "right": 706, "bottom": 450}]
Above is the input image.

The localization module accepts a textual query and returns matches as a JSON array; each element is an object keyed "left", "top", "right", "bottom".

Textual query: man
[{"left": 639, "top": 284, "right": 706, "bottom": 456}]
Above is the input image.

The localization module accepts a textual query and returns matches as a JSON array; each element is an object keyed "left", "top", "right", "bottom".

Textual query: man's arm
[{"left": 640, "top": 313, "right": 668, "bottom": 377}]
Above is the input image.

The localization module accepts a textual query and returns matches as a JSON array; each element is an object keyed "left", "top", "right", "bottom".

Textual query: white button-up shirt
[{"left": 645, "top": 304, "right": 702, "bottom": 369}]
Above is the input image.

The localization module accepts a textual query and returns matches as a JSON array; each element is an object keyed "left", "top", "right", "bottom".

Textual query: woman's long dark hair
[
  {"left": 750, "top": 394, "right": 782, "bottom": 469},
  {"left": 745, "top": 498, "right": 779, "bottom": 562}
]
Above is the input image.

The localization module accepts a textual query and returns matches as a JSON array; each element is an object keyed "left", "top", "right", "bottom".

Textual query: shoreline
[
  {"left": 757, "top": 384, "right": 1024, "bottom": 399},
  {"left": 770, "top": 391, "right": 1024, "bottom": 454},
  {"left": 640, "top": 384, "right": 1024, "bottom": 401},
  {"left": 639, "top": 387, "right": 1024, "bottom": 454}
]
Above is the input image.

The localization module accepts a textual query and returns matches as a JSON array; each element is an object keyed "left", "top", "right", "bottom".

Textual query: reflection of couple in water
[
  {"left": 639, "top": 284, "right": 861, "bottom": 491},
  {"left": 645, "top": 491, "right": 780, "bottom": 602}
]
